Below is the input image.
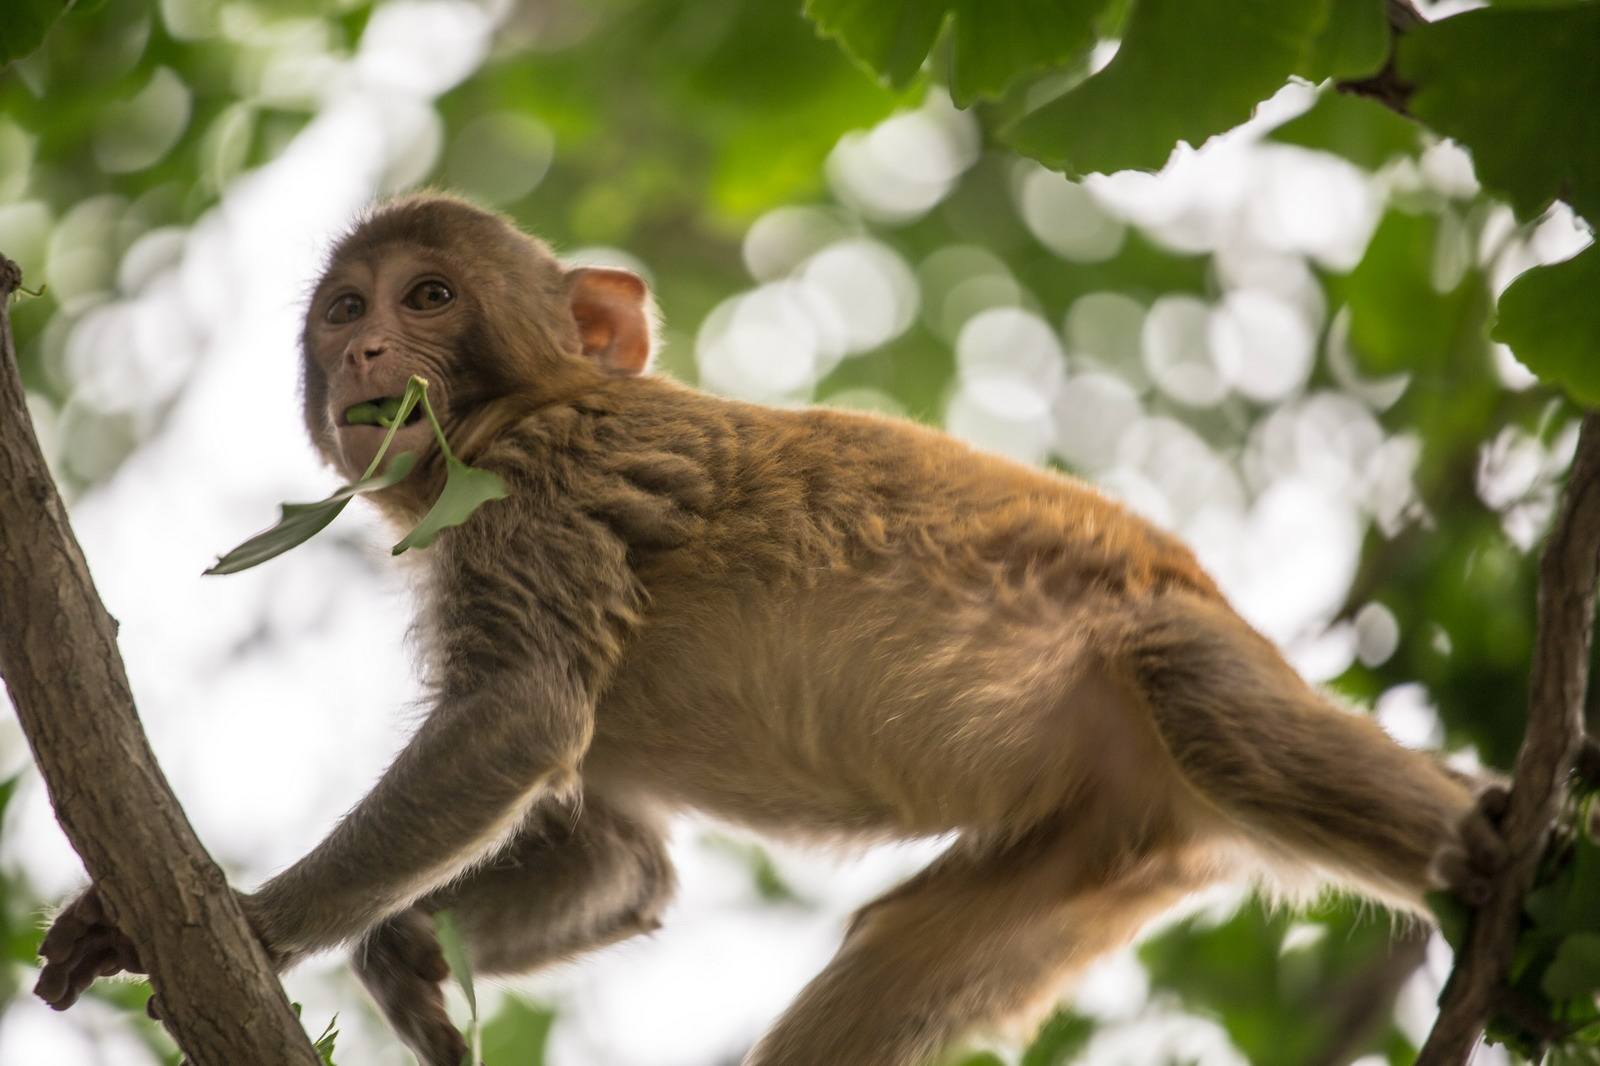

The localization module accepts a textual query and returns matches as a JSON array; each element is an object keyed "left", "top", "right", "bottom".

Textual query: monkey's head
[{"left": 301, "top": 192, "right": 655, "bottom": 480}]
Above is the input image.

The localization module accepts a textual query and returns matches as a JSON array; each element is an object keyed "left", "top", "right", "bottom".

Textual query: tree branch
[
  {"left": 0, "top": 256, "right": 320, "bottom": 1064},
  {"left": 1415, "top": 412, "right": 1600, "bottom": 1064},
  {"left": 1337, "top": 0, "right": 1426, "bottom": 116}
]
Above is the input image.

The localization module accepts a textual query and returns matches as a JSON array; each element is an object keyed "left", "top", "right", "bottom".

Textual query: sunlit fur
[{"left": 290, "top": 194, "right": 1489, "bottom": 1065}]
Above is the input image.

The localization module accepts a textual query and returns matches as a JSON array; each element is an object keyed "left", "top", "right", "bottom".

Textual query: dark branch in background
[
  {"left": 1310, "top": 926, "right": 1431, "bottom": 1066},
  {"left": 1338, "top": 0, "right": 1426, "bottom": 115},
  {"left": 1416, "top": 413, "right": 1600, "bottom": 1064},
  {"left": 0, "top": 256, "right": 320, "bottom": 1065}
]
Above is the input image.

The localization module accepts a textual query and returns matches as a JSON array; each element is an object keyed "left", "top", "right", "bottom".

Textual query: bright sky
[{"left": 1, "top": 1, "right": 1590, "bottom": 1063}]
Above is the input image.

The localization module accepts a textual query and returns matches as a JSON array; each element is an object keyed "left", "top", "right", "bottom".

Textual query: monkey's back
[{"left": 546, "top": 379, "right": 1222, "bottom": 843}]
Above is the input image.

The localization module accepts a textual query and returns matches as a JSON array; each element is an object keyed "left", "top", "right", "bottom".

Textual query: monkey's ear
[{"left": 566, "top": 268, "right": 654, "bottom": 376}]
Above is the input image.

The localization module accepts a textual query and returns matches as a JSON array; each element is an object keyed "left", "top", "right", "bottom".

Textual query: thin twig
[{"left": 1415, "top": 413, "right": 1600, "bottom": 1063}]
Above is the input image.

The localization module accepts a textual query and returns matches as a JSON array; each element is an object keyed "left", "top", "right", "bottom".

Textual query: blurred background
[{"left": 0, "top": 0, "right": 1593, "bottom": 1063}]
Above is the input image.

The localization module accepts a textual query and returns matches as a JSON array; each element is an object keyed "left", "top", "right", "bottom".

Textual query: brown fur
[{"left": 36, "top": 193, "right": 1498, "bottom": 1065}]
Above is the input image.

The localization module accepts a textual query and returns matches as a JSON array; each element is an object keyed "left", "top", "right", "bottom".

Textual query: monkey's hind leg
[
  {"left": 352, "top": 797, "right": 674, "bottom": 1066},
  {"left": 1123, "top": 591, "right": 1484, "bottom": 907},
  {"left": 743, "top": 826, "right": 1218, "bottom": 1066},
  {"left": 353, "top": 908, "right": 467, "bottom": 1066}
]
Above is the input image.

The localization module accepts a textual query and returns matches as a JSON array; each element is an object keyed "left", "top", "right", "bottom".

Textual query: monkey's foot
[
  {"left": 353, "top": 909, "right": 470, "bottom": 1066},
  {"left": 35, "top": 887, "right": 142, "bottom": 1011},
  {"left": 1434, "top": 784, "right": 1511, "bottom": 907}
]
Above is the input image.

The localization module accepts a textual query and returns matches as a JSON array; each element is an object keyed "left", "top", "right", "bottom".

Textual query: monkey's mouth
[{"left": 343, "top": 396, "right": 425, "bottom": 429}]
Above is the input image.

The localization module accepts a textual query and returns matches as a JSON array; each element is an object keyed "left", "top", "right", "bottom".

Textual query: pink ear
[{"left": 566, "top": 267, "right": 653, "bottom": 376}]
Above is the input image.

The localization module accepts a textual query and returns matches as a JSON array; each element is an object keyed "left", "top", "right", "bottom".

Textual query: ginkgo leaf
[
  {"left": 804, "top": 0, "right": 1109, "bottom": 107},
  {"left": 1492, "top": 245, "right": 1600, "bottom": 408},
  {"left": 1005, "top": 0, "right": 1325, "bottom": 176},
  {"left": 205, "top": 453, "right": 417, "bottom": 575},
  {"left": 391, "top": 458, "right": 509, "bottom": 555}
]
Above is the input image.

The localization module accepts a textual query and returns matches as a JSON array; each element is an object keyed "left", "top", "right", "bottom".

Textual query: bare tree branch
[
  {"left": 0, "top": 256, "right": 320, "bottom": 1065},
  {"left": 1415, "top": 413, "right": 1600, "bottom": 1064}
]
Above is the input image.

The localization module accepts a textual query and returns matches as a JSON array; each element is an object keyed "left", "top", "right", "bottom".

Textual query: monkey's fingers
[
  {"left": 38, "top": 897, "right": 108, "bottom": 964},
  {"left": 1440, "top": 785, "right": 1512, "bottom": 906},
  {"left": 34, "top": 940, "right": 122, "bottom": 1010}
]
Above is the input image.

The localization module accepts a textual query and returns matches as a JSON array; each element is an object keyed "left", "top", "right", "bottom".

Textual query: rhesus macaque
[{"left": 36, "top": 194, "right": 1506, "bottom": 1066}]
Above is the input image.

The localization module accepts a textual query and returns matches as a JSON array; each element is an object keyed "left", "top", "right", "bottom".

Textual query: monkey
[{"left": 34, "top": 192, "right": 1509, "bottom": 1066}]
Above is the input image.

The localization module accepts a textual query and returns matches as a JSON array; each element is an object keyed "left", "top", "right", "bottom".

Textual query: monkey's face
[{"left": 304, "top": 247, "right": 465, "bottom": 480}]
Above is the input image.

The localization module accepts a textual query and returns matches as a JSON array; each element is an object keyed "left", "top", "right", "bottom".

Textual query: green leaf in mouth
[
  {"left": 209, "top": 375, "right": 510, "bottom": 573},
  {"left": 345, "top": 395, "right": 409, "bottom": 427}
]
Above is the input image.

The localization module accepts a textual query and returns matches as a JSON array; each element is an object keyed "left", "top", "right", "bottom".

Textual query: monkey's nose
[{"left": 362, "top": 342, "right": 386, "bottom": 360}]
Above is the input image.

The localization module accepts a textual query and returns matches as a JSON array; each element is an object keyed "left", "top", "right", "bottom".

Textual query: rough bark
[
  {"left": 1416, "top": 414, "right": 1600, "bottom": 1064},
  {"left": 0, "top": 256, "right": 320, "bottom": 1064}
]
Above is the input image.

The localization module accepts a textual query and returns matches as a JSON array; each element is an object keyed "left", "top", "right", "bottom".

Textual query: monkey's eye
[
  {"left": 325, "top": 293, "right": 365, "bottom": 325},
  {"left": 404, "top": 280, "right": 454, "bottom": 312}
]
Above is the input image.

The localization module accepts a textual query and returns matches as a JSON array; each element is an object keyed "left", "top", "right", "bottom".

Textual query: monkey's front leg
[
  {"left": 353, "top": 798, "right": 675, "bottom": 1066},
  {"left": 246, "top": 671, "right": 594, "bottom": 970}
]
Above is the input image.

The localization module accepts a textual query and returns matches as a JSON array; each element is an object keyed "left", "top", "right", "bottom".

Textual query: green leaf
[
  {"left": 803, "top": 0, "right": 1111, "bottom": 106},
  {"left": 1021, "top": 1010, "right": 1096, "bottom": 1065},
  {"left": 390, "top": 458, "right": 509, "bottom": 555},
  {"left": 433, "top": 911, "right": 480, "bottom": 1065},
  {"left": 1270, "top": 90, "right": 1420, "bottom": 170},
  {"left": 480, "top": 997, "right": 555, "bottom": 1066},
  {"left": 312, "top": 1013, "right": 340, "bottom": 1066},
  {"left": 0, "top": 0, "right": 70, "bottom": 68},
  {"left": 1545, "top": 932, "right": 1600, "bottom": 1001},
  {"left": 1334, "top": 208, "right": 1484, "bottom": 375},
  {"left": 1492, "top": 245, "right": 1600, "bottom": 407},
  {"left": 1298, "top": 0, "right": 1388, "bottom": 82},
  {"left": 205, "top": 453, "right": 418, "bottom": 575},
  {"left": 1399, "top": 4, "right": 1600, "bottom": 223},
  {"left": 1005, "top": 0, "right": 1327, "bottom": 175}
]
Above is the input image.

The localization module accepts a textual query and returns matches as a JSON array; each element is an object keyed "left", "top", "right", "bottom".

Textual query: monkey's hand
[
  {"left": 1434, "top": 783, "right": 1512, "bottom": 907},
  {"left": 34, "top": 887, "right": 143, "bottom": 1011}
]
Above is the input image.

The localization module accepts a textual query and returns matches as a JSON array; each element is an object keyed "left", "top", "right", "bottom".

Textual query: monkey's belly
[{"left": 586, "top": 575, "right": 1181, "bottom": 841}]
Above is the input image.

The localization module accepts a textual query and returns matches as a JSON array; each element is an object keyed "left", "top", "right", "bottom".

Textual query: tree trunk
[{"left": 0, "top": 255, "right": 320, "bottom": 1065}]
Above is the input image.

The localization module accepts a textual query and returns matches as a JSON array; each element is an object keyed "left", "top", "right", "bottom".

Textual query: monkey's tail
[{"left": 1119, "top": 592, "right": 1473, "bottom": 911}]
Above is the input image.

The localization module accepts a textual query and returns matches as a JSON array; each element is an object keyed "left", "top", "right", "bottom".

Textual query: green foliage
[
  {"left": 1335, "top": 208, "right": 1485, "bottom": 376},
  {"left": 1020, "top": 1010, "right": 1096, "bottom": 1065},
  {"left": 479, "top": 997, "right": 555, "bottom": 1066},
  {"left": 803, "top": 0, "right": 1110, "bottom": 106},
  {"left": 1140, "top": 898, "right": 1406, "bottom": 1066},
  {"left": 0, "top": 0, "right": 71, "bottom": 68},
  {"left": 434, "top": 910, "right": 481, "bottom": 1065},
  {"left": 1300, "top": 0, "right": 1389, "bottom": 82},
  {"left": 1493, "top": 245, "right": 1600, "bottom": 408},
  {"left": 1269, "top": 91, "right": 1420, "bottom": 171},
  {"left": 1432, "top": 793, "right": 1600, "bottom": 1058},
  {"left": 1005, "top": 0, "right": 1326, "bottom": 175},
  {"left": 1400, "top": 4, "right": 1600, "bottom": 225},
  {"left": 311, "top": 1013, "right": 340, "bottom": 1066},
  {"left": 291, "top": 1004, "right": 341, "bottom": 1066}
]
